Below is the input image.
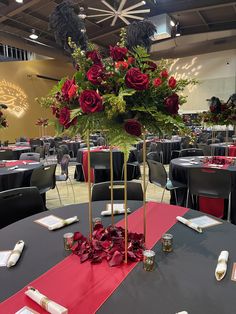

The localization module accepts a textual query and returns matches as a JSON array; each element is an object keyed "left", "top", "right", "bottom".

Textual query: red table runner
[
  {"left": 82, "top": 147, "right": 106, "bottom": 182},
  {"left": 0, "top": 202, "right": 188, "bottom": 314},
  {"left": 5, "top": 160, "right": 37, "bottom": 167}
]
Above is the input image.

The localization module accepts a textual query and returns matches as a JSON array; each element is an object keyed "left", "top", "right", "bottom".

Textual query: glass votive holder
[
  {"left": 63, "top": 233, "right": 74, "bottom": 251},
  {"left": 93, "top": 217, "right": 102, "bottom": 228},
  {"left": 143, "top": 250, "right": 155, "bottom": 271},
  {"left": 162, "top": 233, "right": 173, "bottom": 252}
]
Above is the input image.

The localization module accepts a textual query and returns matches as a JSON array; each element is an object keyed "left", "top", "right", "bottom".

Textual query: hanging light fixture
[
  {"left": 15, "top": 0, "right": 24, "bottom": 3},
  {"left": 87, "top": 0, "right": 150, "bottom": 26},
  {"left": 29, "top": 29, "right": 38, "bottom": 40}
]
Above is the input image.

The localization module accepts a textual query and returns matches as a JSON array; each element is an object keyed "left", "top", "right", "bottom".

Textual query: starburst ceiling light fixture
[{"left": 87, "top": 0, "right": 150, "bottom": 26}]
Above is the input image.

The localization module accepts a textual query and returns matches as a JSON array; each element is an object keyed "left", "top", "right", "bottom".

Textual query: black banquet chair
[
  {"left": 186, "top": 167, "right": 232, "bottom": 220},
  {"left": 90, "top": 151, "right": 111, "bottom": 183},
  {"left": 179, "top": 148, "right": 203, "bottom": 157},
  {"left": 147, "top": 159, "right": 185, "bottom": 205},
  {"left": 19, "top": 152, "right": 40, "bottom": 162},
  {"left": 92, "top": 181, "right": 143, "bottom": 201},
  {"left": 0, "top": 187, "right": 46, "bottom": 229},
  {"left": 30, "top": 164, "right": 61, "bottom": 205}
]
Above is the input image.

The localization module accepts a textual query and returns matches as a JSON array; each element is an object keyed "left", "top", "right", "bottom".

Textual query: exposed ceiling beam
[
  {"left": 171, "top": 1, "right": 236, "bottom": 15},
  {"left": 196, "top": 11, "right": 209, "bottom": 28},
  {"left": 0, "top": 0, "right": 42, "bottom": 23},
  {"left": 89, "top": 25, "right": 122, "bottom": 41}
]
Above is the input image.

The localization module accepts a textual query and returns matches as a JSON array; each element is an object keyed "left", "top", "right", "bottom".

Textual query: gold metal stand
[
  {"left": 124, "top": 157, "right": 128, "bottom": 263},
  {"left": 87, "top": 131, "right": 92, "bottom": 240},
  {"left": 110, "top": 146, "right": 114, "bottom": 226},
  {"left": 142, "top": 133, "right": 147, "bottom": 243}
]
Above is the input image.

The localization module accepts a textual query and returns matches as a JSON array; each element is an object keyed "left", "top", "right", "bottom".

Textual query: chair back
[
  {"left": 188, "top": 167, "right": 231, "bottom": 199},
  {"left": 90, "top": 151, "right": 110, "bottom": 168},
  {"left": 179, "top": 148, "right": 203, "bottom": 157},
  {"left": 148, "top": 142, "right": 157, "bottom": 153},
  {"left": 19, "top": 152, "right": 40, "bottom": 162},
  {"left": 0, "top": 187, "right": 45, "bottom": 229},
  {"left": 0, "top": 150, "right": 14, "bottom": 160},
  {"left": 197, "top": 144, "right": 211, "bottom": 156},
  {"left": 147, "top": 152, "right": 160, "bottom": 162},
  {"left": 30, "top": 164, "right": 57, "bottom": 193},
  {"left": 60, "top": 154, "right": 70, "bottom": 178},
  {"left": 147, "top": 160, "right": 167, "bottom": 188},
  {"left": 92, "top": 181, "right": 143, "bottom": 201},
  {"left": 97, "top": 137, "right": 106, "bottom": 146}
]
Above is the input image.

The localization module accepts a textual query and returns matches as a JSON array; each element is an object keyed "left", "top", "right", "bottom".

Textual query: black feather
[
  {"left": 49, "top": 0, "right": 88, "bottom": 53},
  {"left": 126, "top": 20, "right": 156, "bottom": 52}
]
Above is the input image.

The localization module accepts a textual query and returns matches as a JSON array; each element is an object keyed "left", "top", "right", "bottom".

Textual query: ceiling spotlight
[
  {"left": 81, "top": 29, "right": 86, "bottom": 33},
  {"left": 15, "top": 0, "right": 24, "bottom": 3},
  {"left": 176, "top": 32, "right": 181, "bottom": 37},
  {"left": 78, "top": 13, "right": 87, "bottom": 19},
  {"left": 29, "top": 29, "right": 38, "bottom": 40},
  {"left": 170, "top": 20, "right": 175, "bottom": 27},
  {"left": 175, "top": 22, "right": 181, "bottom": 37}
]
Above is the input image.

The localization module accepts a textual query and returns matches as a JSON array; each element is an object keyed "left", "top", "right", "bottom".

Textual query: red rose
[
  {"left": 65, "top": 117, "right": 77, "bottom": 129},
  {"left": 86, "top": 50, "right": 101, "bottom": 64},
  {"left": 153, "top": 78, "right": 162, "bottom": 87},
  {"left": 127, "top": 57, "right": 135, "bottom": 65},
  {"left": 110, "top": 46, "right": 128, "bottom": 61},
  {"left": 59, "top": 106, "right": 70, "bottom": 126},
  {"left": 51, "top": 105, "right": 60, "bottom": 118},
  {"left": 164, "top": 93, "right": 179, "bottom": 115},
  {"left": 68, "top": 84, "right": 77, "bottom": 99},
  {"left": 124, "top": 119, "right": 142, "bottom": 137},
  {"left": 86, "top": 65, "right": 104, "bottom": 85},
  {"left": 61, "top": 79, "right": 76, "bottom": 101},
  {"left": 168, "top": 76, "right": 177, "bottom": 89},
  {"left": 115, "top": 61, "right": 129, "bottom": 70},
  {"left": 79, "top": 90, "right": 103, "bottom": 114},
  {"left": 125, "top": 68, "right": 149, "bottom": 90},
  {"left": 161, "top": 70, "right": 168, "bottom": 78}
]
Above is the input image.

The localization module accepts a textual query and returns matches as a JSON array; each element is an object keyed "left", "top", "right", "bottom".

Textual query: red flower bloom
[
  {"left": 86, "top": 50, "right": 101, "bottom": 64},
  {"left": 68, "top": 84, "right": 77, "bottom": 99},
  {"left": 86, "top": 65, "right": 104, "bottom": 85},
  {"left": 115, "top": 61, "right": 129, "bottom": 70},
  {"left": 161, "top": 70, "right": 168, "bottom": 78},
  {"left": 153, "top": 78, "right": 162, "bottom": 87},
  {"left": 51, "top": 105, "right": 60, "bottom": 118},
  {"left": 164, "top": 93, "right": 179, "bottom": 115},
  {"left": 59, "top": 106, "right": 70, "bottom": 126},
  {"left": 110, "top": 46, "right": 128, "bottom": 61},
  {"left": 79, "top": 90, "right": 103, "bottom": 114},
  {"left": 61, "top": 79, "right": 76, "bottom": 101},
  {"left": 125, "top": 68, "right": 149, "bottom": 90},
  {"left": 124, "top": 119, "right": 142, "bottom": 137},
  {"left": 168, "top": 76, "right": 177, "bottom": 89},
  {"left": 127, "top": 57, "right": 135, "bottom": 65}
]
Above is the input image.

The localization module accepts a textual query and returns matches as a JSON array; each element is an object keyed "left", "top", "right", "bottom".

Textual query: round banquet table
[
  {"left": 0, "top": 160, "right": 42, "bottom": 192},
  {"left": 74, "top": 147, "right": 140, "bottom": 182},
  {"left": 1, "top": 201, "right": 236, "bottom": 314},
  {"left": 156, "top": 139, "right": 181, "bottom": 164},
  {"left": 210, "top": 142, "right": 236, "bottom": 157},
  {"left": 0, "top": 146, "right": 31, "bottom": 160},
  {"left": 170, "top": 156, "right": 236, "bottom": 224}
]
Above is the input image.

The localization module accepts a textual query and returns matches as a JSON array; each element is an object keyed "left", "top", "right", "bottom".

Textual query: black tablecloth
[
  {"left": 159, "top": 140, "right": 181, "bottom": 164},
  {"left": 74, "top": 148, "right": 140, "bottom": 182},
  {"left": 1, "top": 201, "right": 236, "bottom": 314},
  {"left": 210, "top": 143, "right": 232, "bottom": 156},
  {"left": 62, "top": 141, "right": 81, "bottom": 157},
  {"left": 0, "top": 162, "right": 42, "bottom": 192},
  {"left": 170, "top": 156, "right": 236, "bottom": 224},
  {"left": 0, "top": 147, "right": 31, "bottom": 160}
]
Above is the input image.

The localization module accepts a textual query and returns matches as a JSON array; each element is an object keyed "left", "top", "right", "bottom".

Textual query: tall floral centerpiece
[
  {"left": 43, "top": 29, "right": 195, "bottom": 264},
  {"left": 35, "top": 118, "right": 49, "bottom": 138}
]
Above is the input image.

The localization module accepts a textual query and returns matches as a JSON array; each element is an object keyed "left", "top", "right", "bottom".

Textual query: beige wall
[
  {"left": 170, "top": 49, "right": 236, "bottom": 113},
  {"left": 0, "top": 59, "right": 74, "bottom": 142}
]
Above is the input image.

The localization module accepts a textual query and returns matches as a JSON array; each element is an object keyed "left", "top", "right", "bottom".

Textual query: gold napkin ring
[{"left": 41, "top": 297, "right": 50, "bottom": 310}]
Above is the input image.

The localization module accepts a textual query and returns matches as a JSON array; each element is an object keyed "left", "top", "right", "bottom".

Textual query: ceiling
[{"left": 0, "top": 0, "right": 236, "bottom": 60}]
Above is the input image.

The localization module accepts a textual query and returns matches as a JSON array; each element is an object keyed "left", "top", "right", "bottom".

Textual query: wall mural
[{"left": 0, "top": 80, "right": 29, "bottom": 118}]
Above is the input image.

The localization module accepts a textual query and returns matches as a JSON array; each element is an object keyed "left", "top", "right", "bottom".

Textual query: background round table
[
  {"left": 170, "top": 156, "right": 236, "bottom": 224},
  {"left": 74, "top": 147, "right": 140, "bottom": 182},
  {"left": 1, "top": 201, "right": 236, "bottom": 314},
  {"left": 0, "top": 146, "right": 31, "bottom": 160},
  {"left": 0, "top": 160, "right": 42, "bottom": 192}
]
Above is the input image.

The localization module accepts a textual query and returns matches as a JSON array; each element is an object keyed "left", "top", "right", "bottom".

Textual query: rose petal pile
[{"left": 71, "top": 223, "right": 144, "bottom": 266}]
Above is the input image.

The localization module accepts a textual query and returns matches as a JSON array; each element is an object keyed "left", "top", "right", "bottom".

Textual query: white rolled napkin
[
  {"left": 215, "top": 250, "right": 229, "bottom": 281},
  {"left": 25, "top": 287, "right": 68, "bottom": 314},
  {"left": 7, "top": 240, "right": 24, "bottom": 268},
  {"left": 101, "top": 208, "right": 131, "bottom": 216},
  {"left": 176, "top": 216, "right": 202, "bottom": 233},
  {"left": 48, "top": 216, "right": 79, "bottom": 231}
]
